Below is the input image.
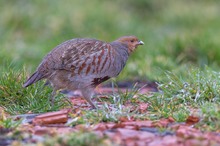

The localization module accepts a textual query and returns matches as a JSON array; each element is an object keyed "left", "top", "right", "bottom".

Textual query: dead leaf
[
  {"left": 111, "top": 123, "right": 126, "bottom": 129},
  {"left": 148, "top": 135, "right": 179, "bottom": 146},
  {"left": 116, "top": 128, "right": 155, "bottom": 140},
  {"left": 124, "top": 125, "right": 139, "bottom": 130},
  {"left": 124, "top": 138, "right": 147, "bottom": 146},
  {"left": 119, "top": 116, "right": 134, "bottom": 122},
  {"left": 185, "top": 139, "right": 210, "bottom": 146},
  {"left": 168, "top": 117, "right": 175, "bottom": 123},
  {"left": 186, "top": 115, "right": 200, "bottom": 125},
  {"left": 32, "top": 110, "right": 69, "bottom": 125},
  {"left": 176, "top": 125, "right": 203, "bottom": 139},
  {"left": 161, "top": 135, "right": 179, "bottom": 145},
  {"left": 152, "top": 119, "right": 172, "bottom": 128},
  {"left": 33, "top": 126, "right": 54, "bottom": 135},
  {"left": 204, "top": 133, "right": 220, "bottom": 143},
  {"left": 93, "top": 123, "right": 108, "bottom": 131},
  {"left": 71, "top": 97, "right": 87, "bottom": 106},
  {"left": 122, "top": 120, "right": 153, "bottom": 128}
]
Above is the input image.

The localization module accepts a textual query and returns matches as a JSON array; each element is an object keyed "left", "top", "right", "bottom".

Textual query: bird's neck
[
  {"left": 110, "top": 41, "right": 130, "bottom": 55},
  {"left": 110, "top": 41, "right": 129, "bottom": 64}
]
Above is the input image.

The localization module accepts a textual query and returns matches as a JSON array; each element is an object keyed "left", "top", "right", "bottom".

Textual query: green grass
[
  {"left": 68, "top": 87, "right": 143, "bottom": 126},
  {"left": 0, "top": 117, "right": 21, "bottom": 129},
  {"left": 0, "top": 66, "right": 71, "bottom": 115},
  {"left": 196, "top": 102, "right": 220, "bottom": 131},
  {"left": 66, "top": 68, "right": 220, "bottom": 132},
  {"left": 146, "top": 68, "right": 220, "bottom": 131},
  {"left": 1, "top": 67, "right": 219, "bottom": 132},
  {"left": 1, "top": 67, "right": 220, "bottom": 146}
]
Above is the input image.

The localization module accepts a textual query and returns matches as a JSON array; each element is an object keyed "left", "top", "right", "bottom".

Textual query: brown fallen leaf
[
  {"left": 161, "top": 135, "right": 179, "bottom": 146},
  {"left": 184, "top": 139, "right": 210, "bottom": 146},
  {"left": 204, "top": 133, "right": 220, "bottom": 143},
  {"left": 93, "top": 123, "right": 108, "bottom": 131},
  {"left": 32, "top": 110, "right": 69, "bottom": 125},
  {"left": 119, "top": 116, "right": 134, "bottom": 122},
  {"left": 186, "top": 115, "right": 200, "bottom": 125},
  {"left": 124, "top": 125, "right": 139, "bottom": 130},
  {"left": 168, "top": 116, "right": 175, "bottom": 123},
  {"left": 152, "top": 118, "right": 173, "bottom": 128},
  {"left": 124, "top": 138, "right": 147, "bottom": 146},
  {"left": 33, "top": 126, "right": 52, "bottom": 135},
  {"left": 116, "top": 128, "right": 155, "bottom": 140},
  {"left": 105, "top": 127, "right": 155, "bottom": 146},
  {"left": 115, "top": 128, "right": 155, "bottom": 146},
  {"left": 122, "top": 120, "right": 153, "bottom": 128},
  {"left": 176, "top": 125, "right": 204, "bottom": 139},
  {"left": 71, "top": 97, "right": 88, "bottom": 106},
  {"left": 148, "top": 135, "right": 179, "bottom": 146},
  {"left": 111, "top": 123, "right": 126, "bottom": 129}
]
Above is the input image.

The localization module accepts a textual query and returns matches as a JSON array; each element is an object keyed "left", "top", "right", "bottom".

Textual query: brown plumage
[{"left": 23, "top": 36, "right": 144, "bottom": 108}]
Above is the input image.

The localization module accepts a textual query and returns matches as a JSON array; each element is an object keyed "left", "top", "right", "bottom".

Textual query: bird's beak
[{"left": 138, "top": 40, "right": 144, "bottom": 45}]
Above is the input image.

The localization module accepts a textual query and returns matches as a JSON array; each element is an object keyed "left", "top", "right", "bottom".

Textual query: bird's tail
[{"left": 23, "top": 71, "right": 43, "bottom": 87}]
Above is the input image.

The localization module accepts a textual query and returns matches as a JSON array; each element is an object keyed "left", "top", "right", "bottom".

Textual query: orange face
[{"left": 116, "top": 36, "right": 144, "bottom": 53}]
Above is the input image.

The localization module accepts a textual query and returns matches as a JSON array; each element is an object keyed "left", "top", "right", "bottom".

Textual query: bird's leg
[
  {"left": 81, "top": 88, "right": 97, "bottom": 109},
  {"left": 50, "top": 89, "right": 57, "bottom": 107}
]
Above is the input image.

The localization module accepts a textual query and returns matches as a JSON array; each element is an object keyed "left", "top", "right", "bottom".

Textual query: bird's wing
[
  {"left": 60, "top": 40, "right": 116, "bottom": 77},
  {"left": 37, "top": 38, "right": 116, "bottom": 77}
]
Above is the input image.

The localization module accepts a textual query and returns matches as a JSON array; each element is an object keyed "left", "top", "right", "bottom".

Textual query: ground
[{"left": 1, "top": 78, "right": 220, "bottom": 146}]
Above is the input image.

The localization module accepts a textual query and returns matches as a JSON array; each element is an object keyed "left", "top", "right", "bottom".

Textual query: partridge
[{"left": 23, "top": 36, "right": 144, "bottom": 108}]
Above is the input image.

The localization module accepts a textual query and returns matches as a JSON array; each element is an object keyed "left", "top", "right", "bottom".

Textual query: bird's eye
[{"left": 130, "top": 40, "right": 134, "bottom": 43}]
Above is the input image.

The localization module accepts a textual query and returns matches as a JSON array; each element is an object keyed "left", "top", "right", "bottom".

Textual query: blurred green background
[{"left": 1, "top": 0, "right": 220, "bottom": 81}]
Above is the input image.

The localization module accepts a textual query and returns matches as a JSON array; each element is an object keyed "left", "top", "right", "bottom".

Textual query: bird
[{"left": 23, "top": 36, "right": 144, "bottom": 109}]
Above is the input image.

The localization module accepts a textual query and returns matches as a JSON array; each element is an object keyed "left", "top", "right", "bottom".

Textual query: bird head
[{"left": 116, "top": 36, "right": 144, "bottom": 53}]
